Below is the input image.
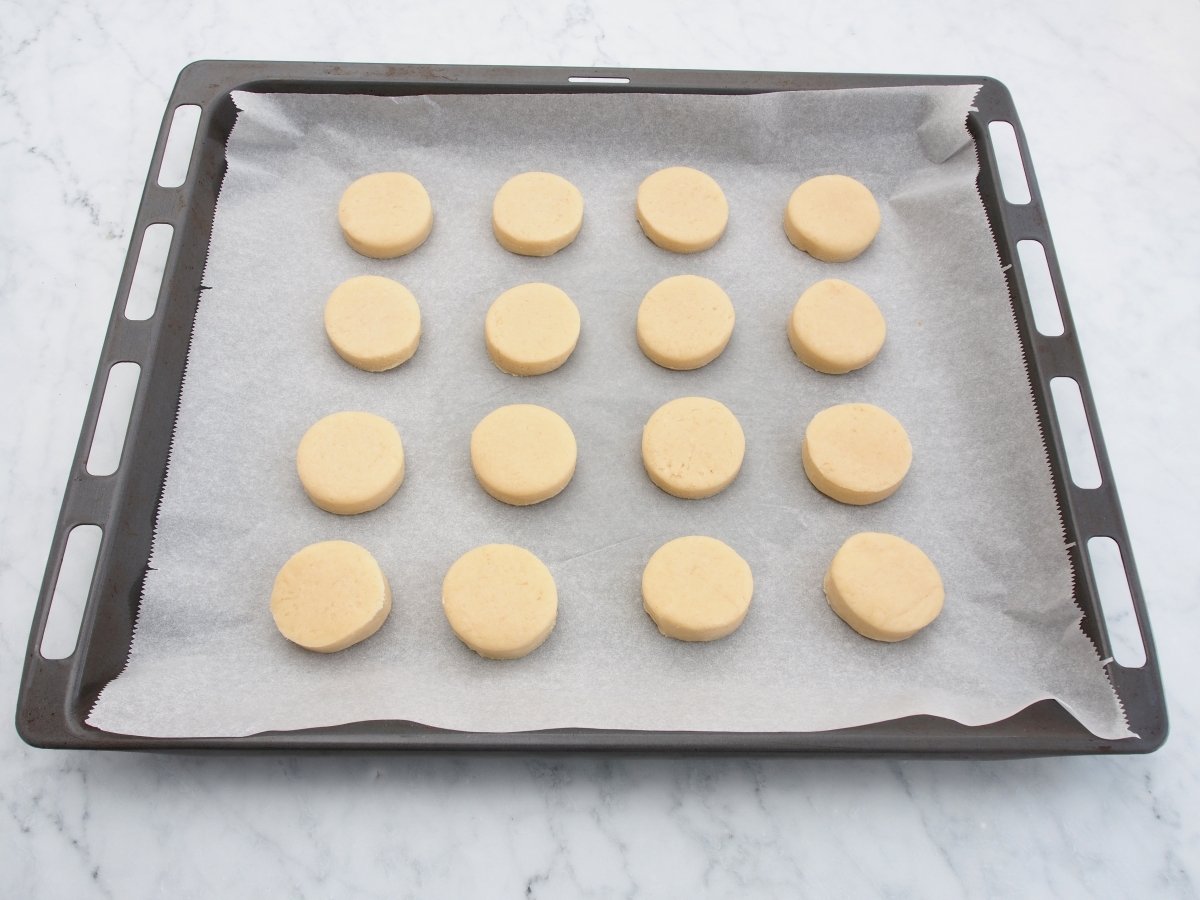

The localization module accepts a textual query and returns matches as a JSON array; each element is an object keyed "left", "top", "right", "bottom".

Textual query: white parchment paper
[{"left": 88, "top": 86, "right": 1130, "bottom": 739}]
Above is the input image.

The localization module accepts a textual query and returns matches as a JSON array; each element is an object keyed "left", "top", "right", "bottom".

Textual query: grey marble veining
[{"left": 2, "top": 0, "right": 1198, "bottom": 896}]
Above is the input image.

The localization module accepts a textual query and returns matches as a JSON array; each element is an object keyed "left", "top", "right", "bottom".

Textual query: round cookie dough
[
  {"left": 784, "top": 174, "right": 881, "bottom": 262},
  {"left": 492, "top": 172, "right": 584, "bottom": 257},
  {"left": 442, "top": 543, "right": 558, "bottom": 659},
  {"left": 338, "top": 172, "right": 433, "bottom": 259},
  {"left": 296, "top": 411, "right": 405, "bottom": 515},
  {"left": 824, "top": 532, "right": 944, "bottom": 642},
  {"left": 788, "top": 278, "right": 886, "bottom": 374},
  {"left": 642, "top": 536, "right": 754, "bottom": 642},
  {"left": 324, "top": 275, "right": 422, "bottom": 372},
  {"left": 642, "top": 397, "right": 745, "bottom": 499},
  {"left": 636, "top": 166, "right": 729, "bottom": 253},
  {"left": 485, "top": 283, "right": 581, "bottom": 376},
  {"left": 637, "top": 275, "right": 735, "bottom": 371},
  {"left": 270, "top": 540, "right": 392, "bottom": 653},
  {"left": 470, "top": 404, "right": 577, "bottom": 506},
  {"left": 802, "top": 403, "right": 911, "bottom": 505}
]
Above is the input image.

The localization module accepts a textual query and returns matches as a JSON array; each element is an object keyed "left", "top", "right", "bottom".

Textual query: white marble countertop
[{"left": 3, "top": 1, "right": 1198, "bottom": 895}]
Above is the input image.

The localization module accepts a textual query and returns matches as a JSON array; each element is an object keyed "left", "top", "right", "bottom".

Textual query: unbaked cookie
[
  {"left": 485, "top": 283, "right": 581, "bottom": 376},
  {"left": 338, "top": 172, "right": 433, "bottom": 259},
  {"left": 788, "top": 278, "right": 885, "bottom": 374},
  {"left": 802, "top": 403, "right": 911, "bottom": 505},
  {"left": 824, "top": 532, "right": 944, "bottom": 642},
  {"left": 471, "top": 404, "right": 577, "bottom": 505},
  {"left": 442, "top": 543, "right": 558, "bottom": 659},
  {"left": 642, "top": 536, "right": 753, "bottom": 641},
  {"left": 296, "top": 411, "right": 405, "bottom": 515},
  {"left": 784, "top": 175, "right": 881, "bottom": 262},
  {"left": 636, "top": 166, "right": 728, "bottom": 253},
  {"left": 492, "top": 172, "right": 584, "bottom": 257},
  {"left": 270, "top": 540, "right": 392, "bottom": 653},
  {"left": 637, "top": 275, "right": 735, "bottom": 371},
  {"left": 324, "top": 275, "right": 422, "bottom": 372},
  {"left": 642, "top": 397, "right": 745, "bottom": 499}
]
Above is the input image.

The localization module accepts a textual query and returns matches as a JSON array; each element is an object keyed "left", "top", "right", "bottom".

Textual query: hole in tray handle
[
  {"left": 125, "top": 224, "right": 174, "bottom": 321},
  {"left": 1017, "top": 239, "right": 1065, "bottom": 337},
  {"left": 1049, "top": 376, "right": 1102, "bottom": 489},
  {"left": 1087, "top": 536, "right": 1147, "bottom": 667},
  {"left": 41, "top": 525, "right": 103, "bottom": 659},
  {"left": 987, "top": 120, "right": 1031, "bottom": 205},
  {"left": 86, "top": 362, "right": 142, "bottom": 477},
  {"left": 568, "top": 75, "right": 631, "bottom": 84},
  {"left": 157, "top": 104, "right": 201, "bottom": 188}
]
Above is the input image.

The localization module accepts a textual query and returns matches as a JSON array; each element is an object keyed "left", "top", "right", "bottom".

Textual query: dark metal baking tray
[{"left": 17, "top": 61, "right": 1167, "bottom": 755}]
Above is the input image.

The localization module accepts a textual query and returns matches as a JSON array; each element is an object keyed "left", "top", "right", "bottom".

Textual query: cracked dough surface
[
  {"left": 296, "top": 411, "right": 405, "bottom": 515},
  {"left": 642, "top": 535, "right": 754, "bottom": 642},
  {"left": 824, "top": 532, "right": 944, "bottom": 642},
  {"left": 324, "top": 275, "right": 422, "bottom": 372},
  {"left": 641, "top": 396, "right": 745, "bottom": 499},
  {"left": 491, "top": 171, "right": 584, "bottom": 256},
  {"left": 784, "top": 174, "right": 881, "bottom": 262},
  {"left": 802, "top": 403, "right": 911, "bottom": 505},
  {"left": 485, "top": 283, "right": 581, "bottom": 376},
  {"left": 270, "top": 540, "right": 392, "bottom": 653},
  {"left": 788, "top": 278, "right": 886, "bottom": 374},
  {"left": 442, "top": 543, "right": 558, "bottom": 659},
  {"left": 338, "top": 172, "right": 433, "bottom": 259},
  {"left": 637, "top": 275, "right": 735, "bottom": 371},
  {"left": 470, "top": 404, "right": 577, "bottom": 506},
  {"left": 636, "top": 166, "right": 728, "bottom": 253}
]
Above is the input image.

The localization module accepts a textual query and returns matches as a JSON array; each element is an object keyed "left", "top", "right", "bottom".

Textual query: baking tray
[{"left": 17, "top": 61, "right": 1167, "bottom": 755}]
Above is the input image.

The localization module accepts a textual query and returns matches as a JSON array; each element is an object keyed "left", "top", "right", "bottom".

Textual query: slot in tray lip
[{"left": 17, "top": 60, "right": 1167, "bottom": 755}]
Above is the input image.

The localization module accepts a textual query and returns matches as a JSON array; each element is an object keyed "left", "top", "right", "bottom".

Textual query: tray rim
[{"left": 16, "top": 59, "right": 1168, "bottom": 755}]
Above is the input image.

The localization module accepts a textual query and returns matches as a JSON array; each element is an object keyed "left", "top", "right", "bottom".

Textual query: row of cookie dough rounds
[
  {"left": 326, "top": 274, "right": 885, "bottom": 378},
  {"left": 338, "top": 168, "right": 882, "bottom": 261},
  {"left": 270, "top": 531, "right": 944, "bottom": 659},
  {"left": 293, "top": 397, "right": 915, "bottom": 515}
]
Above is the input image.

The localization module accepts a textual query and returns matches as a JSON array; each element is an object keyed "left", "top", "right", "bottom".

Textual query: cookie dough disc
[
  {"left": 324, "top": 275, "right": 422, "bottom": 372},
  {"left": 802, "top": 403, "right": 911, "bottom": 505},
  {"left": 824, "top": 532, "right": 944, "bottom": 642},
  {"left": 788, "top": 278, "right": 886, "bottom": 374},
  {"left": 784, "top": 175, "right": 881, "bottom": 262},
  {"left": 338, "top": 172, "right": 433, "bottom": 259},
  {"left": 485, "top": 283, "right": 581, "bottom": 376},
  {"left": 270, "top": 540, "right": 392, "bottom": 653},
  {"left": 642, "top": 536, "right": 754, "bottom": 641},
  {"left": 470, "top": 404, "right": 577, "bottom": 505},
  {"left": 642, "top": 397, "right": 745, "bottom": 499},
  {"left": 492, "top": 172, "right": 584, "bottom": 257},
  {"left": 442, "top": 544, "right": 558, "bottom": 659},
  {"left": 297, "top": 412, "right": 405, "bottom": 515},
  {"left": 637, "top": 275, "right": 735, "bottom": 371},
  {"left": 636, "top": 166, "right": 729, "bottom": 253}
]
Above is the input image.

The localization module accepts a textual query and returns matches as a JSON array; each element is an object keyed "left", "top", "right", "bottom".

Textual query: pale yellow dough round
[
  {"left": 270, "top": 540, "right": 392, "bottom": 653},
  {"left": 442, "top": 543, "right": 558, "bottom": 659},
  {"left": 642, "top": 536, "right": 754, "bottom": 642},
  {"left": 824, "top": 532, "right": 944, "bottom": 642},
  {"left": 471, "top": 404, "right": 577, "bottom": 506},
  {"left": 485, "top": 283, "right": 581, "bottom": 376},
  {"left": 338, "top": 172, "right": 433, "bottom": 259},
  {"left": 636, "top": 166, "right": 729, "bottom": 253},
  {"left": 788, "top": 279, "right": 886, "bottom": 374},
  {"left": 784, "top": 175, "right": 881, "bottom": 262},
  {"left": 324, "top": 275, "right": 422, "bottom": 372},
  {"left": 296, "top": 411, "right": 405, "bottom": 515},
  {"left": 642, "top": 397, "right": 745, "bottom": 499},
  {"left": 802, "top": 403, "right": 911, "bottom": 505},
  {"left": 492, "top": 172, "right": 584, "bottom": 257},
  {"left": 637, "top": 275, "right": 735, "bottom": 371}
]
